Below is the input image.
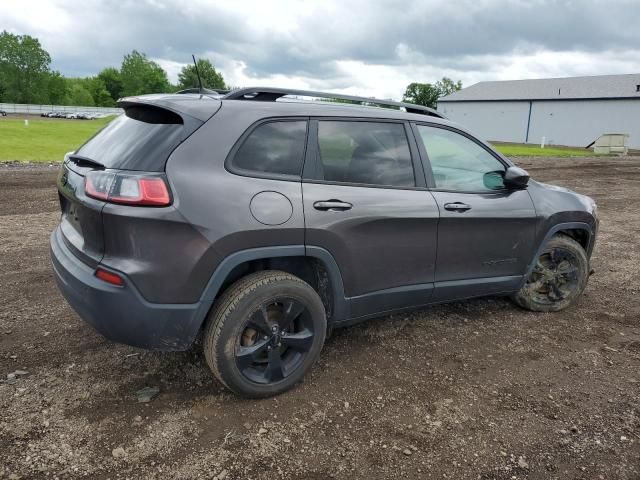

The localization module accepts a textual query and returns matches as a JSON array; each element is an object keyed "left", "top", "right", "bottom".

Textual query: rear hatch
[
  {"left": 56, "top": 95, "right": 221, "bottom": 267},
  {"left": 57, "top": 160, "right": 106, "bottom": 267}
]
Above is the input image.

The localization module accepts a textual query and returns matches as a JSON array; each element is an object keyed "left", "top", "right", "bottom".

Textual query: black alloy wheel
[
  {"left": 203, "top": 270, "right": 326, "bottom": 397},
  {"left": 513, "top": 234, "right": 589, "bottom": 312},
  {"left": 236, "top": 298, "right": 315, "bottom": 384},
  {"left": 526, "top": 247, "right": 581, "bottom": 305}
]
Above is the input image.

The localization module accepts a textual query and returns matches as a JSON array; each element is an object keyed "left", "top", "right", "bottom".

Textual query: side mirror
[{"left": 503, "top": 166, "right": 529, "bottom": 189}]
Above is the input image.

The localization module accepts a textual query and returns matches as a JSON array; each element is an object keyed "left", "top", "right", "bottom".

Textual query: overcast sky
[{"left": 4, "top": 0, "right": 640, "bottom": 99}]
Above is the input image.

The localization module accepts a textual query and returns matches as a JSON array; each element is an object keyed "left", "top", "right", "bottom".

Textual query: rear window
[{"left": 75, "top": 105, "right": 188, "bottom": 171}]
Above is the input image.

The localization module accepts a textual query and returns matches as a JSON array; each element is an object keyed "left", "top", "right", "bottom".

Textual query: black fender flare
[
  {"left": 521, "top": 221, "right": 594, "bottom": 287},
  {"left": 192, "top": 245, "right": 349, "bottom": 329}
]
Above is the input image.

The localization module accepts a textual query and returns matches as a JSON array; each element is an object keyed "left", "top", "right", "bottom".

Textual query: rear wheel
[
  {"left": 203, "top": 271, "right": 326, "bottom": 398},
  {"left": 513, "top": 235, "right": 589, "bottom": 312}
]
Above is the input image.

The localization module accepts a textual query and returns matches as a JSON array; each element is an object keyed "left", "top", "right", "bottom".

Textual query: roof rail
[
  {"left": 223, "top": 87, "right": 445, "bottom": 118},
  {"left": 176, "top": 87, "right": 230, "bottom": 95}
]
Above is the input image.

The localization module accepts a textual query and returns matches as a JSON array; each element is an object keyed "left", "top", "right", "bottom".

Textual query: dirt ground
[{"left": 1, "top": 157, "right": 639, "bottom": 480}]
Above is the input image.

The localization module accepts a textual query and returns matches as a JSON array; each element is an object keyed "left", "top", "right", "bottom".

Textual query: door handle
[
  {"left": 313, "top": 200, "right": 353, "bottom": 211},
  {"left": 444, "top": 202, "right": 471, "bottom": 212}
]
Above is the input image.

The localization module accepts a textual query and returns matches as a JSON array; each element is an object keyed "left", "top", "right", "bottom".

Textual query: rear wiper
[{"left": 68, "top": 154, "right": 105, "bottom": 170}]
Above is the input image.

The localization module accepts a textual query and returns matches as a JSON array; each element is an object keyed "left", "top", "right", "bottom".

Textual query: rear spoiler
[{"left": 118, "top": 94, "right": 221, "bottom": 123}]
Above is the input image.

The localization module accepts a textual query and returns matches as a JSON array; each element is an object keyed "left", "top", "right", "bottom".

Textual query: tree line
[
  {"left": 0, "top": 31, "right": 226, "bottom": 106},
  {"left": 402, "top": 78, "right": 462, "bottom": 109},
  {"left": 0, "top": 30, "right": 461, "bottom": 109}
]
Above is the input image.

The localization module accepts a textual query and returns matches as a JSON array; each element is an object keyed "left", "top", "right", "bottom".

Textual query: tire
[
  {"left": 513, "top": 234, "right": 589, "bottom": 312},
  {"left": 203, "top": 270, "right": 326, "bottom": 398}
]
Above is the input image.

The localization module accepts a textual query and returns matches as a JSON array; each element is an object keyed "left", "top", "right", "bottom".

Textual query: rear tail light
[{"left": 85, "top": 171, "right": 171, "bottom": 206}]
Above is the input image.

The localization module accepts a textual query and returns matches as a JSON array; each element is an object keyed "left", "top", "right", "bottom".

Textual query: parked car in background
[
  {"left": 50, "top": 87, "right": 599, "bottom": 398},
  {"left": 38, "top": 111, "right": 98, "bottom": 119}
]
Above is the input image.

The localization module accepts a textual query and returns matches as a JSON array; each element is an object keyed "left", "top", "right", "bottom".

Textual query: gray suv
[{"left": 50, "top": 88, "right": 598, "bottom": 397}]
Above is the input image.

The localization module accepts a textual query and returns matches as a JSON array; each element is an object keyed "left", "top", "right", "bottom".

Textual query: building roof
[{"left": 439, "top": 73, "right": 640, "bottom": 102}]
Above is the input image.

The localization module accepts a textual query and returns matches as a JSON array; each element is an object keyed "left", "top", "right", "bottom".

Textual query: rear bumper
[{"left": 50, "top": 226, "right": 203, "bottom": 351}]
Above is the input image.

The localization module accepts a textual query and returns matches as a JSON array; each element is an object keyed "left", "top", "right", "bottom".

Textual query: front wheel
[
  {"left": 203, "top": 271, "right": 326, "bottom": 398},
  {"left": 513, "top": 235, "right": 589, "bottom": 312}
]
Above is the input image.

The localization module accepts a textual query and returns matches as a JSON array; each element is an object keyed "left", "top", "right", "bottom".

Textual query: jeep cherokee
[{"left": 50, "top": 87, "right": 598, "bottom": 397}]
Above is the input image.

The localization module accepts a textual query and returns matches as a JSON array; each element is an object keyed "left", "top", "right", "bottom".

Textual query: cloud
[{"left": 3, "top": 0, "right": 640, "bottom": 99}]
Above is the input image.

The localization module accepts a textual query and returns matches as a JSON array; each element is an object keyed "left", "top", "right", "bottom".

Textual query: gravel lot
[{"left": 1, "top": 157, "right": 639, "bottom": 479}]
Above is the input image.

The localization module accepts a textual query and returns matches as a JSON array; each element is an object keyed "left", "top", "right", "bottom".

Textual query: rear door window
[
  {"left": 315, "top": 121, "right": 415, "bottom": 187},
  {"left": 230, "top": 120, "right": 307, "bottom": 178},
  {"left": 75, "top": 105, "right": 189, "bottom": 172}
]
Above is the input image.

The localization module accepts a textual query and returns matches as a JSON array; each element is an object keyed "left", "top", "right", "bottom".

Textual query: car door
[
  {"left": 413, "top": 123, "right": 537, "bottom": 302},
  {"left": 302, "top": 118, "right": 439, "bottom": 318}
]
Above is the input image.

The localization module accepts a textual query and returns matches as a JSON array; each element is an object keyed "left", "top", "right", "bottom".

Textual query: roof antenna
[{"left": 192, "top": 54, "right": 203, "bottom": 94}]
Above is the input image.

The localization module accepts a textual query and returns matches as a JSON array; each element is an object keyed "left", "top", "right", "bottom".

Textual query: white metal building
[{"left": 437, "top": 73, "right": 640, "bottom": 148}]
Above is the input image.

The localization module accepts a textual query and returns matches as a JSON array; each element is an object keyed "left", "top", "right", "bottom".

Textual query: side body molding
[{"left": 193, "top": 222, "right": 594, "bottom": 339}]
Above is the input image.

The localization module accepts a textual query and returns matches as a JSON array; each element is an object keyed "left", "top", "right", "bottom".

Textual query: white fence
[{"left": 0, "top": 103, "right": 123, "bottom": 116}]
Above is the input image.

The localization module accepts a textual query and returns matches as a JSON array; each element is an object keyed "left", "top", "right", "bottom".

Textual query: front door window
[{"left": 416, "top": 125, "right": 506, "bottom": 192}]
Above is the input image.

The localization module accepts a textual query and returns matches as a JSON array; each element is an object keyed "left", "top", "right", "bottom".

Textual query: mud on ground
[{"left": 0, "top": 157, "right": 639, "bottom": 479}]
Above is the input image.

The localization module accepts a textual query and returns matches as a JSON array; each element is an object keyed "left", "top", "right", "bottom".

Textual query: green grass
[
  {"left": 491, "top": 142, "right": 594, "bottom": 157},
  {"left": 0, "top": 116, "right": 115, "bottom": 162}
]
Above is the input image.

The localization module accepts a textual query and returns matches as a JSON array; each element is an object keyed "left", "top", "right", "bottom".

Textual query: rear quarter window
[
  {"left": 229, "top": 120, "right": 308, "bottom": 178},
  {"left": 75, "top": 105, "right": 188, "bottom": 172}
]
